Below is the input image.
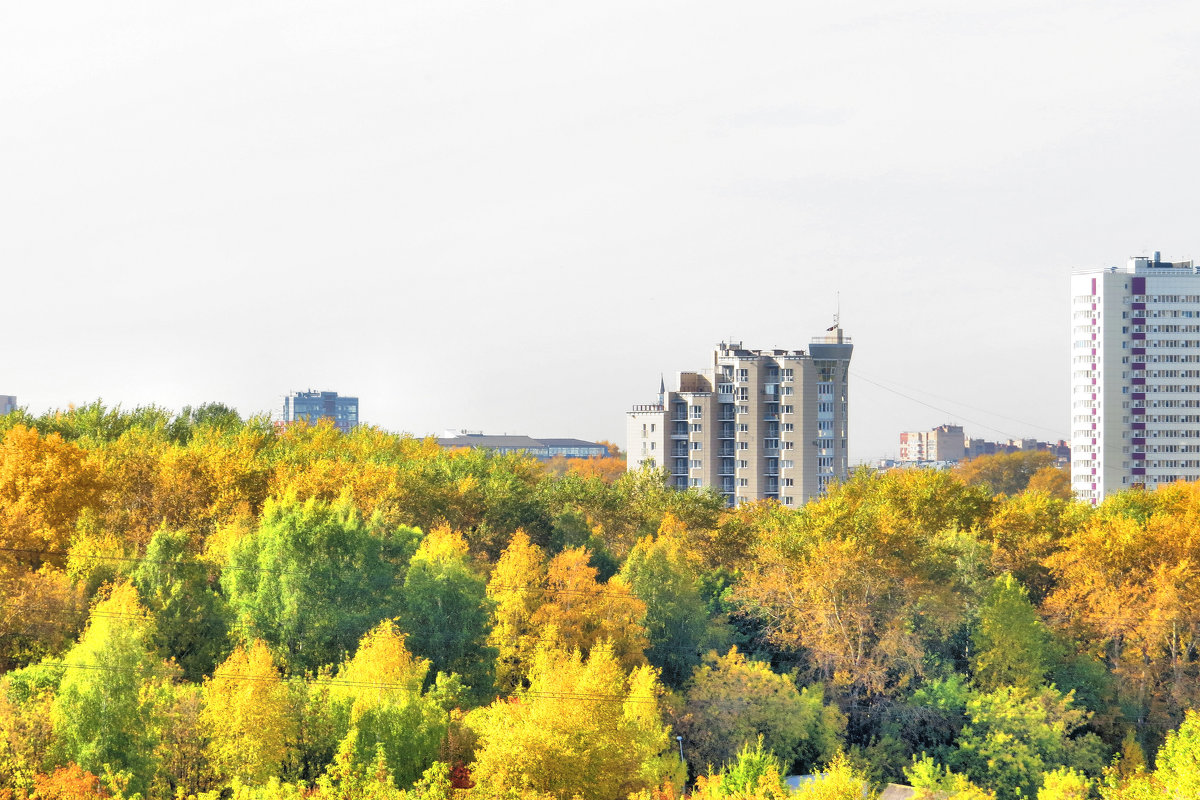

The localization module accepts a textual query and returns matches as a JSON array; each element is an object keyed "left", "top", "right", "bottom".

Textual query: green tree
[
  {"left": 131, "top": 527, "right": 232, "bottom": 681},
  {"left": 971, "top": 574, "right": 1057, "bottom": 691},
  {"left": 674, "top": 648, "right": 845, "bottom": 776},
  {"left": 620, "top": 533, "right": 710, "bottom": 688},
  {"left": 1154, "top": 708, "right": 1200, "bottom": 798},
  {"left": 949, "top": 685, "right": 1107, "bottom": 800},
  {"left": 222, "top": 496, "right": 421, "bottom": 671},
  {"left": 50, "top": 583, "right": 167, "bottom": 797},
  {"left": 400, "top": 528, "right": 495, "bottom": 701}
]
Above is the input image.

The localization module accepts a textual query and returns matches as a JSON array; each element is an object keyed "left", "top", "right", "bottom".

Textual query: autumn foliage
[{"left": 0, "top": 404, "right": 1197, "bottom": 799}]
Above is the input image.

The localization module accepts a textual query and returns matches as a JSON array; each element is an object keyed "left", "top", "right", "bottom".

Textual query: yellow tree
[
  {"left": 1045, "top": 484, "right": 1200, "bottom": 736},
  {"left": 0, "top": 425, "right": 103, "bottom": 578},
  {"left": 486, "top": 530, "right": 548, "bottom": 692},
  {"left": 325, "top": 621, "right": 449, "bottom": 788},
  {"left": 531, "top": 547, "right": 648, "bottom": 671},
  {"left": 736, "top": 469, "right": 983, "bottom": 700},
  {"left": 202, "top": 640, "right": 296, "bottom": 785},
  {"left": 467, "top": 640, "right": 681, "bottom": 800}
]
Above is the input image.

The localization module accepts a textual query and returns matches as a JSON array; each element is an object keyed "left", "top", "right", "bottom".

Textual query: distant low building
[
  {"left": 0, "top": 395, "right": 15, "bottom": 416},
  {"left": 282, "top": 390, "right": 359, "bottom": 434},
  {"left": 437, "top": 431, "right": 608, "bottom": 460},
  {"left": 967, "top": 436, "right": 1070, "bottom": 466}
]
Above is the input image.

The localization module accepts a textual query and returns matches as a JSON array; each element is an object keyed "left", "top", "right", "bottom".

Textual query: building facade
[
  {"left": 1071, "top": 253, "right": 1200, "bottom": 504},
  {"left": 899, "top": 424, "right": 965, "bottom": 462},
  {"left": 0, "top": 396, "right": 15, "bottom": 416},
  {"left": 283, "top": 390, "right": 359, "bottom": 434},
  {"left": 627, "top": 326, "right": 852, "bottom": 506}
]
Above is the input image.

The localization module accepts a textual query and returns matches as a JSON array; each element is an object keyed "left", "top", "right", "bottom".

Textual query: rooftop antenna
[
  {"left": 658, "top": 374, "right": 665, "bottom": 406},
  {"left": 826, "top": 292, "right": 841, "bottom": 332}
]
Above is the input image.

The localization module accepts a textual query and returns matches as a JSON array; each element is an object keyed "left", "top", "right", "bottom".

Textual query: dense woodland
[{"left": 0, "top": 403, "right": 1198, "bottom": 800}]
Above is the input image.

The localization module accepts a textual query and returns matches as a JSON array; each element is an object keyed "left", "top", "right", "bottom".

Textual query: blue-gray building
[{"left": 283, "top": 390, "right": 359, "bottom": 434}]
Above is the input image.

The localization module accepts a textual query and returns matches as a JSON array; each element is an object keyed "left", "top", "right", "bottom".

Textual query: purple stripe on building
[
  {"left": 1132, "top": 332, "right": 1146, "bottom": 340},
  {"left": 1092, "top": 278, "right": 1097, "bottom": 293},
  {"left": 1132, "top": 276, "right": 1146, "bottom": 294},
  {"left": 1133, "top": 452, "right": 1146, "bottom": 461},
  {"left": 1132, "top": 407, "right": 1146, "bottom": 415},
  {"left": 1133, "top": 377, "right": 1145, "bottom": 385},
  {"left": 1132, "top": 347, "right": 1145, "bottom": 355},
  {"left": 1133, "top": 302, "right": 1146, "bottom": 310},
  {"left": 1132, "top": 422, "right": 1146, "bottom": 430},
  {"left": 1132, "top": 392, "right": 1145, "bottom": 401},
  {"left": 1133, "top": 437, "right": 1146, "bottom": 445},
  {"left": 1132, "top": 467, "right": 1146, "bottom": 476},
  {"left": 1133, "top": 362, "right": 1145, "bottom": 370}
]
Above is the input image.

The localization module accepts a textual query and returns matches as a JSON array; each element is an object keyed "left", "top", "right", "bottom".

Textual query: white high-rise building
[
  {"left": 627, "top": 326, "right": 852, "bottom": 506},
  {"left": 1071, "top": 253, "right": 1200, "bottom": 504}
]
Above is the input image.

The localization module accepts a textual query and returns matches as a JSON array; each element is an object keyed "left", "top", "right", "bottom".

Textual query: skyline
[{"left": 4, "top": 2, "right": 1199, "bottom": 463}]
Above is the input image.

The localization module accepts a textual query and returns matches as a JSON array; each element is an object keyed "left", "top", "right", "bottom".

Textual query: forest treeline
[{"left": 0, "top": 402, "right": 1198, "bottom": 800}]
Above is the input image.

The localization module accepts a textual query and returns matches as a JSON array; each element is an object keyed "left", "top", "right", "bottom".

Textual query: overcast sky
[{"left": 4, "top": 1, "right": 1199, "bottom": 462}]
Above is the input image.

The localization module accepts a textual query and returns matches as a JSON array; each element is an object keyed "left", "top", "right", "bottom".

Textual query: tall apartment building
[
  {"left": 0, "top": 396, "right": 15, "bottom": 416},
  {"left": 283, "top": 390, "right": 359, "bottom": 434},
  {"left": 627, "top": 326, "right": 852, "bottom": 506},
  {"left": 899, "top": 424, "right": 965, "bottom": 462},
  {"left": 1071, "top": 252, "right": 1200, "bottom": 504}
]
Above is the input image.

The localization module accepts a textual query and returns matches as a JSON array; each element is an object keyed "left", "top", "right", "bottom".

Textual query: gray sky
[{"left": 4, "top": 1, "right": 1199, "bottom": 462}]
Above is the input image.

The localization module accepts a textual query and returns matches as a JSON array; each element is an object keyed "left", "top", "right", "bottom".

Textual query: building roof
[{"left": 537, "top": 438, "right": 607, "bottom": 449}]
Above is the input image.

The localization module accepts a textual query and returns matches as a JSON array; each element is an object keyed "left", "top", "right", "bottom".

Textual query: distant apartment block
[
  {"left": 0, "top": 396, "right": 15, "bottom": 416},
  {"left": 1072, "top": 252, "right": 1200, "bottom": 503},
  {"left": 282, "top": 390, "right": 359, "bottom": 434},
  {"left": 437, "top": 432, "right": 609, "bottom": 460},
  {"left": 899, "top": 424, "right": 965, "bottom": 462},
  {"left": 627, "top": 326, "right": 853, "bottom": 507}
]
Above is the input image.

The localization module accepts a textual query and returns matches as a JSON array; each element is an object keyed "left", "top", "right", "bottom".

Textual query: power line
[{"left": 851, "top": 371, "right": 1067, "bottom": 441}]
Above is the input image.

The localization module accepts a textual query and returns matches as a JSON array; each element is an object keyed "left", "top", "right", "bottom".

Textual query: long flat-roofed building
[
  {"left": 1071, "top": 252, "right": 1200, "bottom": 503},
  {"left": 437, "top": 432, "right": 608, "bottom": 460},
  {"left": 627, "top": 325, "right": 852, "bottom": 506}
]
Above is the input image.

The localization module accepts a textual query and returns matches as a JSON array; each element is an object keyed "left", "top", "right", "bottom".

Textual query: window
[
  {"left": 781, "top": 460, "right": 794, "bottom": 468},
  {"left": 737, "top": 387, "right": 750, "bottom": 401},
  {"left": 738, "top": 478, "right": 749, "bottom": 487},
  {"left": 737, "top": 442, "right": 749, "bottom": 450},
  {"left": 783, "top": 423, "right": 794, "bottom": 432},
  {"left": 650, "top": 423, "right": 656, "bottom": 432},
  {"left": 782, "top": 405, "right": 794, "bottom": 414},
  {"left": 782, "top": 368, "right": 794, "bottom": 381},
  {"left": 650, "top": 442, "right": 656, "bottom": 450},
  {"left": 691, "top": 442, "right": 703, "bottom": 451},
  {"left": 690, "top": 459, "right": 702, "bottom": 469},
  {"left": 737, "top": 369, "right": 749, "bottom": 382},
  {"left": 690, "top": 478, "right": 702, "bottom": 487},
  {"left": 783, "top": 478, "right": 794, "bottom": 487},
  {"left": 691, "top": 405, "right": 703, "bottom": 419},
  {"left": 737, "top": 459, "right": 749, "bottom": 468},
  {"left": 737, "top": 424, "right": 749, "bottom": 432},
  {"left": 691, "top": 423, "right": 703, "bottom": 432}
]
